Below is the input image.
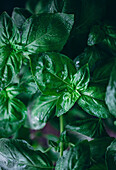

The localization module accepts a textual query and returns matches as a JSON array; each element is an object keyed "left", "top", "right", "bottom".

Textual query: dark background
[{"left": 0, "top": 0, "right": 27, "bottom": 15}]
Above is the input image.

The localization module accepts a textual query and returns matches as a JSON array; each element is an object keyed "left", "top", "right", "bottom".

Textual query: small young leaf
[
  {"left": 0, "top": 138, "right": 53, "bottom": 169},
  {"left": 55, "top": 140, "right": 90, "bottom": 170}
]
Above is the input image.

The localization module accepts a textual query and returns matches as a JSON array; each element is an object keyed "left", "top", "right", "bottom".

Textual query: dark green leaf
[
  {"left": 22, "top": 13, "right": 74, "bottom": 53},
  {"left": 12, "top": 8, "right": 31, "bottom": 31},
  {"left": 105, "top": 61, "right": 116, "bottom": 117},
  {"left": 92, "top": 58, "right": 114, "bottom": 84},
  {"left": 0, "top": 138, "right": 53, "bottom": 169},
  {"left": 0, "top": 87, "right": 26, "bottom": 137},
  {"left": 74, "top": 46, "right": 109, "bottom": 73},
  {"left": 55, "top": 140, "right": 90, "bottom": 170},
  {"left": 66, "top": 118, "right": 108, "bottom": 138},
  {"left": 89, "top": 137, "right": 114, "bottom": 162},
  {"left": 106, "top": 139, "right": 116, "bottom": 170},
  {"left": 77, "top": 85, "right": 111, "bottom": 118},
  {"left": 88, "top": 25, "right": 105, "bottom": 46},
  {"left": 89, "top": 163, "right": 107, "bottom": 170},
  {"left": 26, "top": 0, "right": 57, "bottom": 14}
]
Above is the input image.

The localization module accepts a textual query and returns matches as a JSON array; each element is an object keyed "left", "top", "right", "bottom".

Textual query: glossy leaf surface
[
  {"left": 22, "top": 13, "right": 74, "bottom": 53},
  {"left": 0, "top": 138, "right": 53, "bottom": 170}
]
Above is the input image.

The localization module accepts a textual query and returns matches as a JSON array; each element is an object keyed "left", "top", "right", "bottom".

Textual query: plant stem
[{"left": 60, "top": 115, "right": 64, "bottom": 157}]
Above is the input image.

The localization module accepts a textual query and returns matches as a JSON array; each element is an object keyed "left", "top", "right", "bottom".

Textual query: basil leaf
[
  {"left": 0, "top": 87, "right": 26, "bottom": 137},
  {"left": 90, "top": 137, "right": 113, "bottom": 162},
  {"left": 74, "top": 46, "right": 109, "bottom": 73},
  {"left": 21, "top": 13, "right": 74, "bottom": 53},
  {"left": 92, "top": 58, "right": 114, "bottom": 84},
  {"left": 30, "top": 52, "right": 77, "bottom": 96},
  {"left": 105, "top": 61, "right": 116, "bottom": 117},
  {"left": 56, "top": 91, "right": 80, "bottom": 117},
  {"left": 26, "top": 0, "right": 57, "bottom": 14},
  {"left": 88, "top": 24, "right": 105, "bottom": 46},
  {"left": 106, "top": 139, "right": 116, "bottom": 170},
  {"left": 77, "top": 85, "right": 111, "bottom": 118},
  {"left": 12, "top": 8, "right": 31, "bottom": 31},
  {"left": 0, "top": 12, "right": 23, "bottom": 88},
  {"left": 66, "top": 118, "right": 108, "bottom": 138},
  {"left": 31, "top": 95, "right": 58, "bottom": 123},
  {"left": 89, "top": 163, "right": 107, "bottom": 170},
  {"left": 0, "top": 138, "right": 53, "bottom": 170},
  {"left": 73, "top": 64, "right": 90, "bottom": 92},
  {"left": 31, "top": 52, "right": 90, "bottom": 116},
  {"left": 55, "top": 140, "right": 90, "bottom": 170}
]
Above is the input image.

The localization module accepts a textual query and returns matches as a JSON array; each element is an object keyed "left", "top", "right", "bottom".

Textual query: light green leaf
[
  {"left": 55, "top": 140, "right": 90, "bottom": 170},
  {"left": 0, "top": 138, "right": 53, "bottom": 170},
  {"left": 77, "top": 85, "right": 111, "bottom": 118},
  {"left": 0, "top": 12, "right": 24, "bottom": 88},
  {"left": 0, "top": 87, "right": 26, "bottom": 137},
  {"left": 21, "top": 13, "right": 74, "bottom": 53}
]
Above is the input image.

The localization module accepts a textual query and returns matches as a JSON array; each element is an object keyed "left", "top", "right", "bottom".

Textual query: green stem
[{"left": 60, "top": 115, "right": 64, "bottom": 157}]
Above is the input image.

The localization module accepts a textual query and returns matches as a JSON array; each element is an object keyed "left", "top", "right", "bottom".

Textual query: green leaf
[
  {"left": 12, "top": 8, "right": 31, "bottom": 31},
  {"left": 31, "top": 95, "right": 58, "bottom": 123},
  {"left": 21, "top": 13, "right": 74, "bottom": 53},
  {"left": 106, "top": 139, "right": 116, "bottom": 170},
  {"left": 0, "top": 87, "right": 26, "bottom": 137},
  {"left": 74, "top": 46, "right": 109, "bottom": 73},
  {"left": 89, "top": 163, "right": 107, "bottom": 170},
  {"left": 89, "top": 137, "right": 114, "bottom": 162},
  {"left": 92, "top": 58, "right": 114, "bottom": 84},
  {"left": 73, "top": 64, "right": 90, "bottom": 92},
  {"left": 77, "top": 85, "right": 111, "bottom": 118},
  {"left": 0, "top": 12, "right": 20, "bottom": 46},
  {"left": 66, "top": 118, "right": 108, "bottom": 138},
  {"left": 105, "top": 61, "right": 116, "bottom": 117},
  {"left": 56, "top": 91, "right": 80, "bottom": 117},
  {"left": 0, "top": 138, "right": 53, "bottom": 169},
  {"left": 0, "top": 12, "right": 23, "bottom": 88},
  {"left": 87, "top": 24, "right": 105, "bottom": 46},
  {"left": 30, "top": 52, "right": 77, "bottom": 96},
  {"left": 26, "top": 0, "right": 57, "bottom": 14},
  {"left": 55, "top": 140, "right": 90, "bottom": 170},
  {"left": 31, "top": 52, "right": 90, "bottom": 116}
]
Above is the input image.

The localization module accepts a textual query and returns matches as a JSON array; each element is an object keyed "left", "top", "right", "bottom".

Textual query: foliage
[{"left": 0, "top": 0, "right": 116, "bottom": 169}]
